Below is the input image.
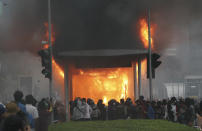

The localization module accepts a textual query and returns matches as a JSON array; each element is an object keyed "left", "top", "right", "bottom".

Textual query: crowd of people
[
  {"left": 2, "top": 90, "right": 202, "bottom": 131},
  {"left": 70, "top": 96, "right": 202, "bottom": 129},
  {"left": 0, "top": 90, "right": 65, "bottom": 131}
]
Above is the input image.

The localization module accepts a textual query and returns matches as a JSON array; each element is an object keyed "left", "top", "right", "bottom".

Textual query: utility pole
[
  {"left": 148, "top": 8, "right": 152, "bottom": 101},
  {"left": 48, "top": 0, "right": 53, "bottom": 99},
  {"left": 48, "top": 0, "right": 54, "bottom": 122}
]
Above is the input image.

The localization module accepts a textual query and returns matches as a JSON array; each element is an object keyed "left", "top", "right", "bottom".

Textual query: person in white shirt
[
  {"left": 81, "top": 98, "right": 92, "bottom": 121},
  {"left": 25, "top": 95, "right": 39, "bottom": 131},
  {"left": 72, "top": 98, "right": 84, "bottom": 121}
]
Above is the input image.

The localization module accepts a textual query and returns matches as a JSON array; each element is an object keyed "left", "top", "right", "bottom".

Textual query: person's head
[
  {"left": 77, "top": 98, "right": 82, "bottom": 106},
  {"left": 5, "top": 102, "right": 20, "bottom": 117},
  {"left": 87, "top": 98, "right": 92, "bottom": 105},
  {"left": 185, "top": 98, "right": 192, "bottom": 107},
  {"left": 139, "top": 96, "right": 144, "bottom": 101},
  {"left": 97, "top": 99, "right": 103, "bottom": 105},
  {"left": 162, "top": 99, "right": 167, "bottom": 105},
  {"left": 14, "top": 91, "right": 24, "bottom": 103},
  {"left": 125, "top": 98, "right": 132, "bottom": 105},
  {"left": 90, "top": 100, "right": 95, "bottom": 106},
  {"left": 120, "top": 99, "right": 125, "bottom": 104},
  {"left": 0, "top": 103, "right": 6, "bottom": 117},
  {"left": 157, "top": 101, "right": 162, "bottom": 107},
  {"left": 38, "top": 99, "right": 49, "bottom": 111},
  {"left": 2, "top": 114, "right": 30, "bottom": 131},
  {"left": 82, "top": 98, "right": 86, "bottom": 104},
  {"left": 25, "top": 95, "right": 33, "bottom": 105},
  {"left": 135, "top": 100, "right": 140, "bottom": 105},
  {"left": 171, "top": 97, "right": 176, "bottom": 103},
  {"left": 30, "top": 96, "right": 37, "bottom": 106}
]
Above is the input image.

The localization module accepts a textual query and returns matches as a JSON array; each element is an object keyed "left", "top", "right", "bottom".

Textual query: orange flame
[
  {"left": 72, "top": 68, "right": 134, "bottom": 105},
  {"left": 52, "top": 59, "right": 64, "bottom": 78},
  {"left": 138, "top": 18, "right": 155, "bottom": 82},
  {"left": 43, "top": 44, "right": 49, "bottom": 49},
  {"left": 139, "top": 18, "right": 155, "bottom": 49}
]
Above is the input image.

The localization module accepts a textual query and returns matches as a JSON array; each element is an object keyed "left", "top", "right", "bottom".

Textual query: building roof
[
  {"left": 56, "top": 49, "right": 148, "bottom": 68},
  {"left": 57, "top": 49, "right": 148, "bottom": 57}
]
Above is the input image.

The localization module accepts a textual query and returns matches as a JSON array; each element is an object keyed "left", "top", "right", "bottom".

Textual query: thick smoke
[
  {"left": 1, "top": 0, "right": 202, "bottom": 100},
  {"left": 0, "top": 0, "right": 47, "bottom": 52},
  {"left": 0, "top": 0, "right": 49, "bottom": 102},
  {"left": 52, "top": 0, "right": 202, "bottom": 98},
  {"left": 151, "top": 0, "right": 202, "bottom": 98}
]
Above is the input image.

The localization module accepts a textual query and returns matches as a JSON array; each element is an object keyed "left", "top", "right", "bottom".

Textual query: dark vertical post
[
  {"left": 48, "top": 0, "right": 53, "bottom": 101},
  {"left": 148, "top": 8, "right": 152, "bottom": 101},
  {"left": 64, "top": 65, "right": 70, "bottom": 121},
  {"left": 178, "top": 83, "right": 180, "bottom": 98},
  {"left": 48, "top": 0, "right": 53, "bottom": 122}
]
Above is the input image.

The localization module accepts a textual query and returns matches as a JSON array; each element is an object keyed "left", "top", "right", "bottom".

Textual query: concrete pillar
[
  {"left": 64, "top": 64, "right": 70, "bottom": 121},
  {"left": 138, "top": 57, "right": 141, "bottom": 98},
  {"left": 133, "top": 62, "right": 138, "bottom": 101}
]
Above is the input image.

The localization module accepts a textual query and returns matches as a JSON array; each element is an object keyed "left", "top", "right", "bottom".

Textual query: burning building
[
  {"left": 38, "top": 0, "right": 158, "bottom": 120},
  {"left": 1, "top": 0, "right": 202, "bottom": 109},
  {"left": 49, "top": 14, "right": 155, "bottom": 120},
  {"left": 57, "top": 49, "right": 147, "bottom": 105}
]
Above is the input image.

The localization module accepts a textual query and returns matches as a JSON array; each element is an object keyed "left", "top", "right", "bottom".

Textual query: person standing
[
  {"left": 81, "top": 98, "right": 92, "bottom": 121},
  {"left": 72, "top": 98, "right": 84, "bottom": 121},
  {"left": 13, "top": 91, "right": 34, "bottom": 128},
  {"left": 35, "top": 99, "right": 51, "bottom": 131},
  {"left": 25, "top": 95, "right": 39, "bottom": 131}
]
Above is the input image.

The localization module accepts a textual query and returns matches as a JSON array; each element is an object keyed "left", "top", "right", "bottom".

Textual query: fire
[
  {"left": 42, "top": 22, "right": 64, "bottom": 79},
  {"left": 43, "top": 44, "right": 49, "bottom": 49},
  {"left": 139, "top": 18, "right": 155, "bottom": 49},
  {"left": 137, "top": 17, "right": 155, "bottom": 87},
  {"left": 52, "top": 59, "right": 64, "bottom": 78},
  {"left": 103, "top": 97, "right": 108, "bottom": 105},
  {"left": 72, "top": 68, "right": 134, "bottom": 105},
  {"left": 43, "top": 22, "right": 56, "bottom": 44},
  {"left": 141, "top": 59, "right": 147, "bottom": 76}
]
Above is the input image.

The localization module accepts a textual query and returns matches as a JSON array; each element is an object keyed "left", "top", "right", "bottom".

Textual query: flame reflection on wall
[{"left": 72, "top": 68, "right": 134, "bottom": 105}]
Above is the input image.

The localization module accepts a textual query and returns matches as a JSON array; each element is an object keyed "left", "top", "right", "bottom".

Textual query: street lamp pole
[{"left": 48, "top": 0, "right": 53, "bottom": 99}]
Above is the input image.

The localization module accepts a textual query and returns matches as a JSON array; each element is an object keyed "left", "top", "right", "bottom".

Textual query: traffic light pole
[
  {"left": 48, "top": 0, "right": 54, "bottom": 122},
  {"left": 148, "top": 8, "right": 153, "bottom": 101},
  {"left": 48, "top": 0, "right": 53, "bottom": 100}
]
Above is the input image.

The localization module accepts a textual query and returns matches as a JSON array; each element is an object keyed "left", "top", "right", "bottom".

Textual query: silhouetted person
[
  {"left": 2, "top": 113, "right": 31, "bottom": 131},
  {"left": 97, "top": 100, "right": 106, "bottom": 120},
  {"left": 35, "top": 99, "right": 51, "bottom": 131},
  {"left": 13, "top": 91, "right": 34, "bottom": 128},
  {"left": 13, "top": 91, "right": 25, "bottom": 105}
]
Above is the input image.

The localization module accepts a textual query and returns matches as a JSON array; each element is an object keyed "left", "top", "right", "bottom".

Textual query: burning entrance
[
  {"left": 72, "top": 67, "right": 134, "bottom": 105},
  {"left": 41, "top": 16, "right": 154, "bottom": 106}
]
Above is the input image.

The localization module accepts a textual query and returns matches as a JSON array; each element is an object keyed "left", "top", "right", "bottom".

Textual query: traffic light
[
  {"left": 38, "top": 49, "right": 52, "bottom": 79},
  {"left": 147, "top": 53, "right": 162, "bottom": 79}
]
